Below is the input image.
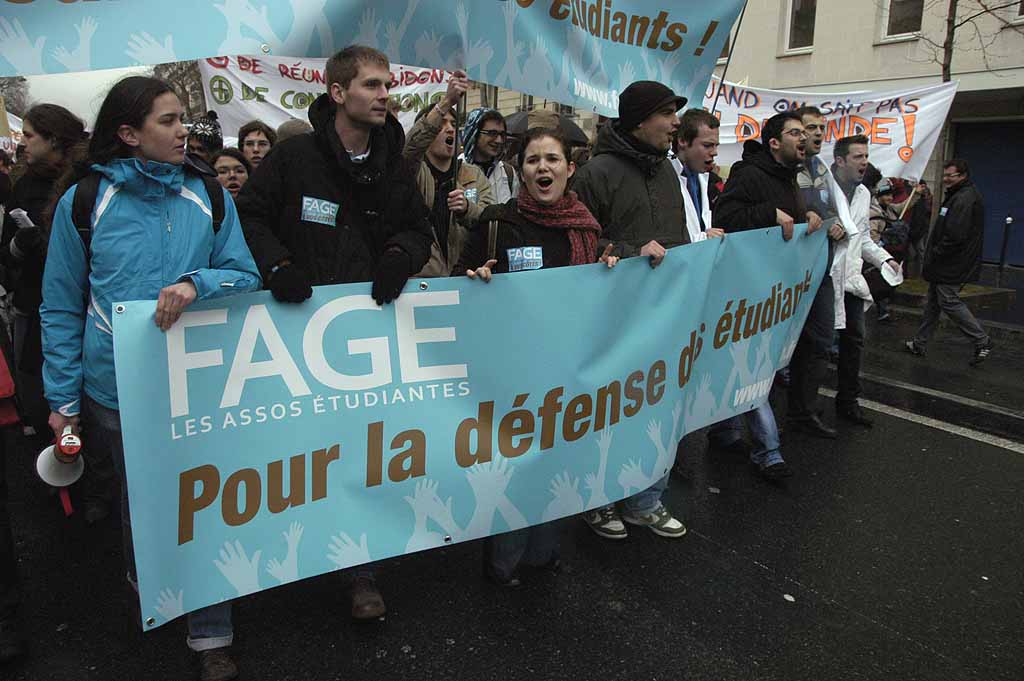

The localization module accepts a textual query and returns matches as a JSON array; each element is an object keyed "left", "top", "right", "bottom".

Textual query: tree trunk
[{"left": 942, "top": 0, "right": 958, "bottom": 82}]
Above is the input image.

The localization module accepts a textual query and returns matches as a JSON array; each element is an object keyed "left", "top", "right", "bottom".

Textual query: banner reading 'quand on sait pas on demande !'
[
  {"left": 703, "top": 77, "right": 958, "bottom": 180},
  {"left": 112, "top": 227, "right": 828, "bottom": 630},
  {"left": 0, "top": 0, "right": 745, "bottom": 116}
]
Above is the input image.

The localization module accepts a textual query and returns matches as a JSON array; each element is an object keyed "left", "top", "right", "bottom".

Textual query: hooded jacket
[
  {"left": 571, "top": 122, "right": 689, "bottom": 258},
  {"left": 713, "top": 140, "right": 806, "bottom": 232},
  {"left": 1, "top": 164, "right": 61, "bottom": 313},
  {"left": 403, "top": 106, "right": 495, "bottom": 277},
  {"left": 41, "top": 159, "right": 261, "bottom": 415},
  {"left": 923, "top": 180, "right": 984, "bottom": 285},
  {"left": 235, "top": 94, "right": 433, "bottom": 285}
]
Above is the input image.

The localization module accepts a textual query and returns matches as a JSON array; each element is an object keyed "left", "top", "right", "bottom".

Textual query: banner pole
[{"left": 710, "top": 0, "right": 748, "bottom": 115}]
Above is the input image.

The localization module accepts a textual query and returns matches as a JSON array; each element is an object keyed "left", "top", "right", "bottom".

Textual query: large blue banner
[
  {"left": 0, "top": 0, "right": 744, "bottom": 115},
  {"left": 112, "top": 228, "right": 826, "bottom": 629}
]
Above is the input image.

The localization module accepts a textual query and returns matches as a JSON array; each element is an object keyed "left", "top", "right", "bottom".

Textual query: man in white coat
[{"left": 829, "top": 135, "right": 902, "bottom": 427}]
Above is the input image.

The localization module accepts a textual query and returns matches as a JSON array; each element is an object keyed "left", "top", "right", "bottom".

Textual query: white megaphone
[{"left": 36, "top": 426, "right": 84, "bottom": 487}]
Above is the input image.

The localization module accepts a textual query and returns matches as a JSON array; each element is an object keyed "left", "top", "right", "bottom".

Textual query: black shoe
[
  {"left": 787, "top": 414, "right": 837, "bottom": 439},
  {"left": 836, "top": 403, "right": 874, "bottom": 428},
  {"left": 755, "top": 461, "right": 793, "bottom": 482},
  {"left": 198, "top": 647, "right": 238, "bottom": 681},
  {"left": 970, "top": 340, "right": 994, "bottom": 367},
  {"left": 708, "top": 439, "right": 750, "bottom": 457},
  {"left": 0, "top": 618, "right": 27, "bottom": 664},
  {"left": 904, "top": 339, "right": 925, "bottom": 357}
]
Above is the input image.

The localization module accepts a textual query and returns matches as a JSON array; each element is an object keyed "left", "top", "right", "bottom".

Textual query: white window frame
[
  {"left": 877, "top": 0, "right": 924, "bottom": 44},
  {"left": 780, "top": 0, "right": 816, "bottom": 56}
]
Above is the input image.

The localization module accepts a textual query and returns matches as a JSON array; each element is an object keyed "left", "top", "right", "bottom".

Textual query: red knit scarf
[{"left": 515, "top": 189, "right": 602, "bottom": 265}]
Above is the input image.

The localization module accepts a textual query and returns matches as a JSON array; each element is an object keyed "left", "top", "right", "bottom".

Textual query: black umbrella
[{"left": 504, "top": 110, "right": 590, "bottom": 146}]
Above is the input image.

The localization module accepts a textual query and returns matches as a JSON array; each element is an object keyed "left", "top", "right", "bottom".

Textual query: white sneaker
[
  {"left": 584, "top": 505, "right": 628, "bottom": 540},
  {"left": 622, "top": 503, "right": 687, "bottom": 538}
]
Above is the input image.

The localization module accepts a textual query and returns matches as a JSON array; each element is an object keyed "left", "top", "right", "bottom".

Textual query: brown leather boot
[{"left": 350, "top": 574, "right": 386, "bottom": 620}]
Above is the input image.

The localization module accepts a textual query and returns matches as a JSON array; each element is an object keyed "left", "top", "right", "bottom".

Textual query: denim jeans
[
  {"left": 913, "top": 283, "right": 989, "bottom": 350},
  {"left": 81, "top": 395, "right": 233, "bottom": 651},
  {"left": 708, "top": 401, "right": 784, "bottom": 468},
  {"left": 620, "top": 471, "right": 671, "bottom": 515},
  {"left": 788, "top": 273, "right": 835, "bottom": 420},
  {"left": 0, "top": 434, "right": 18, "bottom": 622},
  {"left": 837, "top": 293, "right": 866, "bottom": 407},
  {"left": 484, "top": 522, "right": 560, "bottom": 581}
]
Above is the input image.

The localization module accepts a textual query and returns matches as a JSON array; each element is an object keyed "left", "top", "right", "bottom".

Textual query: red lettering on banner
[
  {"left": 206, "top": 57, "right": 230, "bottom": 69},
  {"left": 237, "top": 57, "right": 262, "bottom": 74}
]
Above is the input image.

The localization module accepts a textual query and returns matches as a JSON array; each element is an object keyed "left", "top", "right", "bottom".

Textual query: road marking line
[
  {"left": 858, "top": 370, "right": 1024, "bottom": 420},
  {"left": 819, "top": 388, "right": 1024, "bottom": 455}
]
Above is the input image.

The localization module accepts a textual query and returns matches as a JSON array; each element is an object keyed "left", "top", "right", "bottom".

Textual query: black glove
[
  {"left": 372, "top": 248, "right": 412, "bottom": 305},
  {"left": 268, "top": 264, "right": 313, "bottom": 303},
  {"left": 10, "top": 226, "right": 43, "bottom": 260}
]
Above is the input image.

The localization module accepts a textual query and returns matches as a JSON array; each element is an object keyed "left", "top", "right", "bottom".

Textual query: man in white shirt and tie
[{"left": 671, "top": 109, "right": 726, "bottom": 244}]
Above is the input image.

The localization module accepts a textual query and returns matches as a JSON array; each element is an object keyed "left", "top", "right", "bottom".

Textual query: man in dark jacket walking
[
  {"left": 713, "top": 111, "right": 822, "bottom": 480},
  {"left": 236, "top": 44, "right": 433, "bottom": 620},
  {"left": 572, "top": 80, "right": 689, "bottom": 541},
  {"left": 905, "top": 159, "right": 992, "bottom": 365}
]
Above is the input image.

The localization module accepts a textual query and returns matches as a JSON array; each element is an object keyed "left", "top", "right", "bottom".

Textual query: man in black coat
[
  {"left": 713, "top": 111, "right": 824, "bottom": 480},
  {"left": 906, "top": 159, "right": 993, "bottom": 365},
  {"left": 236, "top": 44, "right": 433, "bottom": 622},
  {"left": 573, "top": 81, "right": 690, "bottom": 541}
]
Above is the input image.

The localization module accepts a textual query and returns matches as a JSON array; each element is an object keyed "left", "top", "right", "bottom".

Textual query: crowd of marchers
[{"left": 0, "top": 44, "right": 993, "bottom": 681}]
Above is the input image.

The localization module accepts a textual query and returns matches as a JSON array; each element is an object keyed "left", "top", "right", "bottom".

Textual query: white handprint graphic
[
  {"left": 541, "top": 472, "right": 585, "bottom": 523},
  {"left": 0, "top": 18, "right": 45, "bottom": 75},
  {"left": 353, "top": 8, "right": 381, "bottom": 50},
  {"left": 494, "top": 0, "right": 523, "bottom": 87},
  {"left": 385, "top": 0, "right": 421, "bottom": 60},
  {"left": 126, "top": 32, "right": 176, "bottom": 66},
  {"left": 326, "top": 532, "right": 371, "bottom": 570},
  {"left": 154, "top": 588, "right": 185, "bottom": 622},
  {"left": 585, "top": 428, "right": 613, "bottom": 509},
  {"left": 213, "top": 540, "right": 262, "bottom": 597},
  {"left": 266, "top": 522, "right": 304, "bottom": 584},
  {"left": 404, "top": 479, "right": 458, "bottom": 552},
  {"left": 52, "top": 17, "right": 97, "bottom": 73},
  {"left": 414, "top": 31, "right": 444, "bottom": 72},
  {"left": 617, "top": 458, "right": 649, "bottom": 498},
  {"left": 522, "top": 37, "right": 555, "bottom": 94},
  {"left": 463, "top": 457, "right": 519, "bottom": 539}
]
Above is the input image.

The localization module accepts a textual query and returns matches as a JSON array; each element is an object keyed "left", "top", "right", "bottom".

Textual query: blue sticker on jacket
[
  {"left": 507, "top": 246, "right": 543, "bottom": 272},
  {"left": 301, "top": 196, "right": 340, "bottom": 226}
]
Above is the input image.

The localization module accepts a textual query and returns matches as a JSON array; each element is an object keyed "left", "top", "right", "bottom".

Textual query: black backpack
[{"left": 70, "top": 156, "right": 225, "bottom": 255}]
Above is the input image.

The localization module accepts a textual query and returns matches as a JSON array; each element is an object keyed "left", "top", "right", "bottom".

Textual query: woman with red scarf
[{"left": 455, "top": 127, "right": 617, "bottom": 585}]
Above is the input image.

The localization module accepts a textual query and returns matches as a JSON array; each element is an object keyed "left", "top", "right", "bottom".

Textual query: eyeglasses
[
  {"left": 942, "top": 171, "right": 962, "bottom": 179},
  {"left": 783, "top": 129, "right": 808, "bottom": 139},
  {"left": 478, "top": 130, "right": 507, "bottom": 139}
]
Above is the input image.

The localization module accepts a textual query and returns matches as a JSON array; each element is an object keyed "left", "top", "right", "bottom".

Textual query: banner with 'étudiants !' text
[
  {"left": 112, "top": 227, "right": 828, "bottom": 630},
  {"left": 1, "top": 0, "right": 745, "bottom": 116}
]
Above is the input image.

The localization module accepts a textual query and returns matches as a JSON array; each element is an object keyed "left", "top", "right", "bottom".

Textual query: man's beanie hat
[
  {"left": 617, "top": 81, "right": 687, "bottom": 131},
  {"left": 189, "top": 111, "right": 223, "bottom": 150}
]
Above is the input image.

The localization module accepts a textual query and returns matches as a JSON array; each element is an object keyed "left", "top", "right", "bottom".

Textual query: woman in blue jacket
[{"left": 40, "top": 76, "right": 260, "bottom": 681}]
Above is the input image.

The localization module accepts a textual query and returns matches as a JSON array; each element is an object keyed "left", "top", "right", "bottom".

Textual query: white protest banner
[
  {"left": 0, "top": 99, "right": 14, "bottom": 158},
  {"left": 199, "top": 56, "right": 450, "bottom": 136},
  {"left": 702, "top": 78, "right": 958, "bottom": 180}
]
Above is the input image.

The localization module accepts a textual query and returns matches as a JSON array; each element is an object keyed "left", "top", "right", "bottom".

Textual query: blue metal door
[{"left": 953, "top": 122, "right": 1024, "bottom": 265}]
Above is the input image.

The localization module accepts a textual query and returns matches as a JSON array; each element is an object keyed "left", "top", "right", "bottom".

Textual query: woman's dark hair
[
  {"left": 23, "top": 103, "right": 86, "bottom": 159},
  {"left": 209, "top": 148, "right": 252, "bottom": 174},
  {"left": 46, "top": 76, "right": 176, "bottom": 229},
  {"left": 517, "top": 127, "right": 572, "bottom": 168}
]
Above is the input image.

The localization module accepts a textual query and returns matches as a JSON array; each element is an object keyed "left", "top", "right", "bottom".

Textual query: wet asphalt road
[{"left": 3, "top": 315, "right": 1022, "bottom": 681}]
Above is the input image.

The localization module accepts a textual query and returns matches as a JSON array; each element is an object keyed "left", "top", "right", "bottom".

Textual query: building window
[
  {"left": 519, "top": 94, "right": 534, "bottom": 112},
  {"left": 557, "top": 103, "right": 574, "bottom": 117},
  {"left": 1018, "top": 0, "right": 1023, "bottom": 16},
  {"left": 885, "top": 0, "right": 924, "bottom": 36},
  {"left": 787, "top": 0, "right": 817, "bottom": 50},
  {"left": 480, "top": 84, "right": 499, "bottom": 110}
]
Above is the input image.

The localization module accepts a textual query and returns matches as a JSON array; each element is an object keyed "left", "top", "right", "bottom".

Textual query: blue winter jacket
[{"left": 41, "top": 158, "right": 262, "bottom": 416}]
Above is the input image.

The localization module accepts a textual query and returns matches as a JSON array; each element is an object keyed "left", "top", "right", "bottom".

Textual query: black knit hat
[
  {"left": 189, "top": 111, "right": 223, "bottom": 151},
  {"left": 617, "top": 81, "right": 687, "bottom": 131}
]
